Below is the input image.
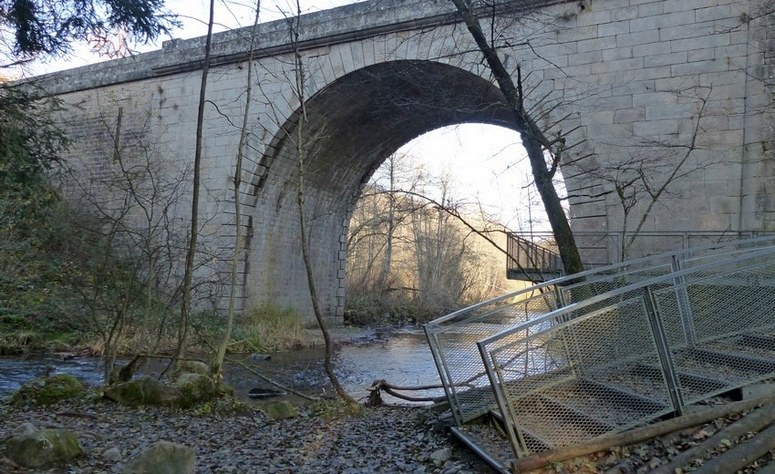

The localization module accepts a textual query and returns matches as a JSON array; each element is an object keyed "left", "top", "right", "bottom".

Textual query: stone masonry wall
[{"left": 34, "top": 0, "right": 774, "bottom": 323}]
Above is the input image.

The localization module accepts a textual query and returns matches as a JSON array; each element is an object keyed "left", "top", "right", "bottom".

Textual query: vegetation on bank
[{"left": 0, "top": 92, "right": 513, "bottom": 357}]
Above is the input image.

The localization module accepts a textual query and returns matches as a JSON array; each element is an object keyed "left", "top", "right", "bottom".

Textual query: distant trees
[{"left": 346, "top": 153, "right": 512, "bottom": 322}]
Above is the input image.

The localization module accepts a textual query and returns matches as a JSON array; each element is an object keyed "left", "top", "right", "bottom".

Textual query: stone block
[
  {"left": 670, "top": 33, "right": 730, "bottom": 52},
  {"left": 633, "top": 119, "right": 679, "bottom": 137},
  {"left": 644, "top": 51, "right": 688, "bottom": 68},
  {"left": 638, "top": 1, "right": 663, "bottom": 18},
  {"left": 598, "top": 20, "right": 630, "bottom": 37},
  {"left": 617, "top": 29, "right": 660, "bottom": 48},
  {"left": 633, "top": 41, "right": 671, "bottom": 58},
  {"left": 695, "top": 4, "right": 733, "bottom": 23},
  {"left": 603, "top": 47, "right": 633, "bottom": 61},
  {"left": 632, "top": 10, "right": 696, "bottom": 32}
]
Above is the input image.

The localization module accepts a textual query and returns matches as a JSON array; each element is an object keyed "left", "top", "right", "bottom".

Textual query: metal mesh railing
[
  {"left": 506, "top": 234, "right": 563, "bottom": 280},
  {"left": 512, "top": 231, "right": 772, "bottom": 268},
  {"left": 478, "top": 245, "right": 775, "bottom": 459},
  {"left": 425, "top": 236, "right": 775, "bottom": 426}
]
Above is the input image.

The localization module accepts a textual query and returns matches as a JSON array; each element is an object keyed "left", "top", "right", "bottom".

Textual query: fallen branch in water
[
  {"left": 228, "top": 357, "right": 319, "bottom": 402},
  {"left": 366, "top": 379, "right": 447, "bottom": 406}
]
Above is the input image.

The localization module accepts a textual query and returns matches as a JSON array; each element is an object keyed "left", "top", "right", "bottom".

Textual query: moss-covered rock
[
  {"left": 261, "top": 400, "right": 299, "bottom": 420},
  {"left": 4, "top": 428, "right": 83, "bottom": 468},
  {"left": 9, "top": 374, "right": 86, "bottom": 406},
  {"left": 174, "top": 373, "right": 216, "bottom": 408},
  {"left": 104, "top": 376, "right": 177, "bottom": 407},
  {"left": 122, "top": 440, "right": 195, "bottom": 474}
]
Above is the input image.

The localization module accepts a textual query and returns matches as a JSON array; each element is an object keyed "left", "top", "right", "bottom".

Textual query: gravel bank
[{"left": 0, "top": 399, "right": 494, "bottom": 473}]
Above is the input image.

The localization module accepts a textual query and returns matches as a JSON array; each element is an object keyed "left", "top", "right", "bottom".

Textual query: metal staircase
[{"left": 426, "top": 236, "right": 775, "bottom": 472}]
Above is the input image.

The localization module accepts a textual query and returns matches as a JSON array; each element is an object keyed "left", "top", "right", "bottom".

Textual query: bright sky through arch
[{"left": 391, "top": 124, "right": 543, "bottom": 231}]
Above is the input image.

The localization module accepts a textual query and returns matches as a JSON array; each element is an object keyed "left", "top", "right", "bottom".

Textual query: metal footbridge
[{"left": 425, "top": 236, "right": 775, "bottom": 472}]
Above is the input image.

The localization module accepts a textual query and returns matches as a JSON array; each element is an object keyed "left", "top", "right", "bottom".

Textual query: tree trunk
[
  {"left": 450, "top": 0, "right": 584, "bottom": 275},
  {"left": 175, "top": 0, "right": 214, "bottom": 364},
  {"left": 212, "top": 2, "right": 261, "bottom": 378},
  {"left": 289, "top": 4, "right": 358, "bottom": 407}
]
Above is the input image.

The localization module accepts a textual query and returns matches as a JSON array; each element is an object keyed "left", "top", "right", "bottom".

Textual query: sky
[{"left": 20, "top": 0, "right": 543, "bottom": 232}]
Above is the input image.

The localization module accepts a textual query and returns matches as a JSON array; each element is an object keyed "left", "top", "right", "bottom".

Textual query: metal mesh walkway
[{"left": 425, "top": 237, "right": 775, "bottom": 465}]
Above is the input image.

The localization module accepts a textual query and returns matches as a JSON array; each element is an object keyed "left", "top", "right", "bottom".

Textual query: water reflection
[{"left": 0, "top": 329, "right": 447, "bottom": 405}]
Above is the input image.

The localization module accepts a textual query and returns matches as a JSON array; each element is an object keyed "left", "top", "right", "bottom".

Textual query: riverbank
[{"left": 0, "top": 398, "right": 493, "bottom": 473}]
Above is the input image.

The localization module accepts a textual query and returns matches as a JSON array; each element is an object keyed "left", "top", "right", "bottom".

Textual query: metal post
[
  {"left": 478, "top": 342, "right": 530, "bottom": 459},
  {"left": 643, "top": 285, "right": 685, "bottom": 415},
  {"left": 671, "top": 255, "right": 697, "bottom": 347}
]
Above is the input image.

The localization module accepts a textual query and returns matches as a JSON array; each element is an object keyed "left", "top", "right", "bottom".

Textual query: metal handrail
[
  {"left": 425, "top": 235, "right": 775, "bottom": 425},
  {"left": 477, "top": 244, "right": 775, "bottom": 459}
]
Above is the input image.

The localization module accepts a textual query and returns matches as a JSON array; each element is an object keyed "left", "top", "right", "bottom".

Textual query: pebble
[
  {"left": 103, "top": 447, "right": 122, "bottom": 462},
  {"left": 0, "top": 400, "right": 494, "bottom": 473}
]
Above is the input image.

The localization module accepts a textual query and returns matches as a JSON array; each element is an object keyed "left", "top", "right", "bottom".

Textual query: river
[{"left": 0, "top": 328, "right": 449, "bottom": 405}]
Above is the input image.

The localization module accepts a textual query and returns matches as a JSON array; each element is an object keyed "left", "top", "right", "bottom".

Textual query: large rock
[
  {"left": 122, "top": 441, "right": 196, "bottom": 474},
  {"left": 104, "top": 376, "right": 177, "bottom": 407},
  {"left": 261, "top": 400, "right": 299, "bottom": 420},
  {"left": 174, "top": 373, "right": 216, "bottom": 408},
  {"left": 9, "top": 374, "right": 86, "bottom": 406},
  {"left": 4, "top": 427, "right": 83, "bottom": 468}
]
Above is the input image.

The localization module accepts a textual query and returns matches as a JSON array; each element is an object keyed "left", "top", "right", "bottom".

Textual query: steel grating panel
[
  {"left": 425, "top": 237, "right": 775, "bottom": 462},
  {"left": 471, "top": 239, "right": 775, "bottom": 460}
]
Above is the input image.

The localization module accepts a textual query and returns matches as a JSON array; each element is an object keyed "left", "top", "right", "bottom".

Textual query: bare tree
[
  {"left": 211, "top": 1, "right": 262, "bottom": 379},
  {"left": 575, "top": 87, "right": 714, "bottom": 260},
  {"left": 61, "top": 102, "right": 197, "bottom": 380},
  {"left": 285, "top": 2, "right": 357, "bottom": 406},
  {"left": 175, "top": 0, "right": 216, "bottom": 364},
  {"left": 450, "top": 0, "right": 584, "bottom": 275}
]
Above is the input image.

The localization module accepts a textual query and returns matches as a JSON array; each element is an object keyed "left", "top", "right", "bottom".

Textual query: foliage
[
  {"left": 0, "top": 0, "right": 178, "bottom": 65},
  {"left": 343, "top": 292, "right": 415, "bottom": 327},
  {"left": 197, "top": 304, "right": 305, "bottom": 354},
  {"left": 229, "top": 303, "right": 305, "bottom": 352},
  {"left": 0, "top": 86, "right": 65, "bottom": 232},
  {"left": 0, "top": 86, "right": 73, "bottom": 347}
]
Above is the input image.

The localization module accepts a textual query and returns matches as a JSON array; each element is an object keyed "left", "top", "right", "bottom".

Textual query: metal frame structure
[{"left": 478, "top": 245, "right": 775, "bottom": 458}]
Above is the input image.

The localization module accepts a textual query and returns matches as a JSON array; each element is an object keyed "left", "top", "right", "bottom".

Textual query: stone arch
[{"left": 244, "top": 59, "right": 522, "bottom": 323}]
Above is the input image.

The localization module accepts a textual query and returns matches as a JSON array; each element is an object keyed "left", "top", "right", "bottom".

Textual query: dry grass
[{"left": 230, "top": 304, "right": 305, "bottom": 352}]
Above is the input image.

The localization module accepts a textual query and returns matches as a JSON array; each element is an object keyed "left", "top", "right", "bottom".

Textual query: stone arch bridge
[{"left": 30, "top": 0, "right": 774, "bottom": 324}]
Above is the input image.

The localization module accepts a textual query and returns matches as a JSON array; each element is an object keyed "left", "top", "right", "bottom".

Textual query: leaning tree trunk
[{"left": 450, "top": 0, "right": 584, "bottom": 275}]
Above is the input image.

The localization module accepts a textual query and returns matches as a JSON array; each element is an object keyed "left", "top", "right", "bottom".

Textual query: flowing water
[{"left": 0, "top": 328, "right": 448, "bottom": 405}]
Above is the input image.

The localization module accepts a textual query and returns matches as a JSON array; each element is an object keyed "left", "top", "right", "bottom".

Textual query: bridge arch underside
[{"left": 246, "top": 60, "right": 516, "bottom": 323}]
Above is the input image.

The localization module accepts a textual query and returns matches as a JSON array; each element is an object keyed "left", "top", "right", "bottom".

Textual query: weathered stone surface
[
  {"left": 122, "top": 440, "right": 196, "bottom": 474},
  {"left": 9, "top": 374, "right": 86, "bottom": 406},
  {"left": 174, "top": 373, "right": 216, "bottom": 408},
  {"left": 261, "top": 400, "right": 299, "bottom": 420},
  {"left": 11, "top": 422, "right": 38, "bottom": 437},
  {"left": 104, "top": 446, "right": 123, "bottom": 462},
  {"left": 104, "top": 377, "right": 177, "bottom": 407},
  {"left": 4, "top": 428, "right": 83, "bottom": 468},
  {"left": 430, "top": 447, "right": 452, "bottom": 466}
]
